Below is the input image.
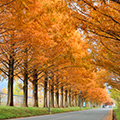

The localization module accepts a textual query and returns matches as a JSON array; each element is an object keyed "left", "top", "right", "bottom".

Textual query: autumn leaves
[{"left": 0, "top": 0, "right": 112, "bottom": 108}]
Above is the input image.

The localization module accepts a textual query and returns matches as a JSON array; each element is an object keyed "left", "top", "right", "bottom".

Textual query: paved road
[{"left": 9, "top": 108, "right": 112, "bottom": 120}]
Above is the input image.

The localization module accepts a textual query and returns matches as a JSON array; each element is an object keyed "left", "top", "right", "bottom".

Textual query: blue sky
[{"left": 0, "top": 80, "right": 8, "bottom": 92}]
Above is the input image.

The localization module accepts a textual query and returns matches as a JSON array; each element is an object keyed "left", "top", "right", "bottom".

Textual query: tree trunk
[
  {"left": 23, "top": 49, "right": 28, "bottom": 107},
  {"left": 86, "top": 100, "right": 88, "bottom": 107},
  {"left": 23, "top": 68, "right": 28, "bottom": 107},
  {"left": 81, "top": 99, "right": 83, "bottom": 107},
  {"left": 78, "top": 95, "right": 80, "bottom": 107},
  {"left": 51, "top": 75, "right": 54, "bottom": 108},
  {"left": 75, "top": 92, "right": 77, "bottom": 106},
  {"left": 90, "top": 100, "right": 92, "bottom": 108},
  {"left": 78, "top": 94, "right": 81, "bottom": 107},
  {"left": 43, "top": 71, "right": 48, "bottom": 107},
  {"left": 60, "top": 86, "right": 64, "bottom": 108},
  {"left": 72, "top": 92, "right": 74, "bottom": 107},
  {"left": 65, "top": 89, "right": 68, "bottom": 107},
  {"left": 7, "top": 54, "right": 14, "bottom": 106},
  {"left": 56, "top": 90, "right": 59, "bottom": 107},
  {"left": 69, "top": 89, "right": 71, "bottom": 107},
  {"left": 33, "top": 69, "right": 38, "bottom": 107},
  {"left": 55, "top": 77, "right": 59, "bottom": 108}
]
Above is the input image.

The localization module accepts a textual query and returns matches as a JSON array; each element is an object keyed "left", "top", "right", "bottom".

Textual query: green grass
[
  {"left": 114, "top": 107, "right": 120, "bottom": 120},
  {"left": 0, "top": 106, "right": 92, "bottom": 119}
]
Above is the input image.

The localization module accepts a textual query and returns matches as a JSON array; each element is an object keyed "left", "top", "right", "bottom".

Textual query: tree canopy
[{"left": 0, "top": 0, "right": 118, "bottom": 107}]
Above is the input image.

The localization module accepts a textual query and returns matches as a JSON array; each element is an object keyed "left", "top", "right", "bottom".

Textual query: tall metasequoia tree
[
  {"left": 65, "top": 89, "right": 68, "bottom": 107},
  {"left": 0, "top": 0, "right": 18, "bottom": 106},
  {"left": 72, "top": 92, "right": 75, "bottom": 107},
  {"left": 0, "top": 40, "right": 24, "bottom": 107},
  {"left": 75, "top": 91, "right": 77, "bottom": 106},
  {"left": 78, "top": 93, "right": 81, "bottom": 107},
  {"left": 0, "top": 40, "right": 23, "bottom": 106},
  {"left": 31, "top": 64, "right": 44, "bottom": 107},
  {"left": 55, "top": 76, "right": 59, "bottom": 108},
  {"left": 69, "top": 88, "right": 71, "bottom": 107},
  {"left": 7, "top": 43, "right": 15, "bottom": 106},
  {"left": 50, "top": 73, "right": 54, "bottom": 108},
  {"left": 32, "top": 68, "right": 38, "bottom": 107},
  {"left": 43, "top": 71, "right": 48, "bottom": 107},
  {"left": 22, "top": 48, "right": 28, "bottom": 107},
  {"left": 60, "top": 86, "right": 64, "bottom": 107}
]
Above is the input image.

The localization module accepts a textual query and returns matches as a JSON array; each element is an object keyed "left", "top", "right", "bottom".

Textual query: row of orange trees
[{"left": 0, "top": 0, "right": 113, "bottom": 107}]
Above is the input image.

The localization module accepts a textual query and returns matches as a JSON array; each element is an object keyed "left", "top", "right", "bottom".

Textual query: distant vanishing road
[{"left": 9, "top": 108, "right": 112, "bottom": 120}]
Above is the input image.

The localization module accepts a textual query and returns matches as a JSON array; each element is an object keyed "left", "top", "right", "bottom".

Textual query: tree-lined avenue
[{"left": 0, "top": 1, "right": 119, "bottom": 119}]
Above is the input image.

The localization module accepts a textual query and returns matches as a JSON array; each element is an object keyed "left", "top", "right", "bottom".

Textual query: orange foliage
[{"left": 0, "top": 0, "right": 112, "bottom": 105}]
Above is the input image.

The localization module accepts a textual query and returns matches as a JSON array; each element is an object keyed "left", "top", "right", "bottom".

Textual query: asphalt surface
[{"left": 9, "top": 108, "right": 112, "bottom": 120}]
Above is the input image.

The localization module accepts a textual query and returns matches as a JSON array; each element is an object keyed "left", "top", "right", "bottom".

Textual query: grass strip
[
  {"left": 114, "top": 108, "right": 120, "bottom": 120},
  {"left": 0, "top": 106, "right": 92, "bottom": 119}
]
